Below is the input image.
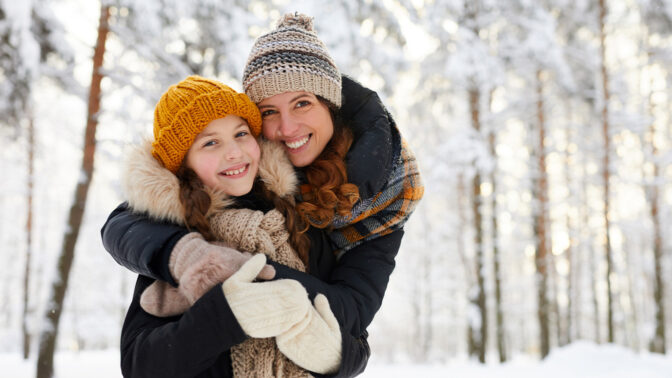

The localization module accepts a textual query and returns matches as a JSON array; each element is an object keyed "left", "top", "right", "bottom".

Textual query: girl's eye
[
  {"left": 235, "top": 131, "right": 249, "bottom": 138},
  {"left": 203, "top": 140, "right": 216, "bottom": 147}
]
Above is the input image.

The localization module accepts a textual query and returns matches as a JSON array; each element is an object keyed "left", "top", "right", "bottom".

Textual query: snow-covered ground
[{"left": 3, "top": 341, "right": 671, "bottom": 377}]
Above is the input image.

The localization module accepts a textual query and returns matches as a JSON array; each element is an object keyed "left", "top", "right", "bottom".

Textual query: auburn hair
[
  {"left": 175, "top": 163, "right": 311, "bottom": 267},
  {"left": 295, "top": 100, "right": 360, "bottom": 230}
]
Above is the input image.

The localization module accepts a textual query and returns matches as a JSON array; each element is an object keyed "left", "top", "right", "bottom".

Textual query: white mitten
[
  {"left": 276, "top": 294, "right": 342, "bottom": 374},
  {"left": 223, "top": 254, "right": 310, "bottom": 338}
]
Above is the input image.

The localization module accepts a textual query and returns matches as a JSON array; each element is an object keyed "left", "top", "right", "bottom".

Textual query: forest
[{"left": 1, "top": 0, "right": 671, "bottom": 376}]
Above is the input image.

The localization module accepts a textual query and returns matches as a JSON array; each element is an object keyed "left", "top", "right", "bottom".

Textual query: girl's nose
[{"left": 224, "top": 141, "right": 243, "bottom": 160}]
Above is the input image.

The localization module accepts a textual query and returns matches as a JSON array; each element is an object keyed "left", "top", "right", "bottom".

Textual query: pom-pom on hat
[
  {"left": 151, "top": 75, "right": 262, "bottom": 173},
  {"left": 242, "top": 12, "right": 342, "bottom": 108}
]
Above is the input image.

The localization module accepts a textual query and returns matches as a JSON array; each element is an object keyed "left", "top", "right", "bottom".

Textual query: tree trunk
[
  {"left": 533, "top": 70, "right": 551, "bottom": 358},
  {"left": 468, "top": 87, "right": 487, "bottom": 363},
  {"left": 488, "top": 103, "right": 506, "bottom": 363},
  {"left": 35, "top": 6, "right": 109, "bottom": 377},
  {"left": 23, "top": 113, "right": 34, "bottom": 360},
  {"left": 563, "top": 102, "right": 575, "bottom": 344},
  {"left": 597, "top": 0, "right": 615, "bottom": 344},
  {"left": 647, "top": 73, "right": 666, "bottom": 355}
]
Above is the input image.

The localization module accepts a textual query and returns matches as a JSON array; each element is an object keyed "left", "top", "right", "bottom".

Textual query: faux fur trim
[
  {"left": 122, "top": 140, "right": 190, "bottom": 224},
  {"left": 122, "top": 139, "right": 297, "bottom": 223},
  {"left": 257, "top": 139, "right": 297, "bottom": 199}
]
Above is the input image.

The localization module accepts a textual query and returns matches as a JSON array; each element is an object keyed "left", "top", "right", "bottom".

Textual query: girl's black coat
[{"left": 103, "top": 77, "right": 404, "bottom": 377}]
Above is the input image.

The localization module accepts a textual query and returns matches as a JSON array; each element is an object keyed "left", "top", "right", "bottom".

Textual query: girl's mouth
[{"left": 220, "top": 164, "right": 249, "bottom": 178}]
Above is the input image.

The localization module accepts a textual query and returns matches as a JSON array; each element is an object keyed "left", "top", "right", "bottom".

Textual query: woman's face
[
  {"left": 185, "top": 115, "right": 260, "bottom": 197},
  {"left": 257, "top": 91, "right": 334, "bottom": 167}
]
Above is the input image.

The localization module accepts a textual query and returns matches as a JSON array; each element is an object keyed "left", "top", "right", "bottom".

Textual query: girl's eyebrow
[{"left": 194, "top": 131, "right": 217, "bottom": 141}]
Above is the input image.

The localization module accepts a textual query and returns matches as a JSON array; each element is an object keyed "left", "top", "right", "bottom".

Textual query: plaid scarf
[{"left": 329, "top": 130, "right": 424, "bottom": 255}]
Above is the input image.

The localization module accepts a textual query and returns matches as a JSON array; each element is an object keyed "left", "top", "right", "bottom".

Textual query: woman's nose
[{"left": 277, "top": 112, "right": 299, "bottom": 137}]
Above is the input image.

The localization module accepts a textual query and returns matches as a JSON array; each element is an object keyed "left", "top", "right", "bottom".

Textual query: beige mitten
[
  {"left": 223, "top": 254, "right": 310, "bottom": 338},
  {"left": 140, "top": 281, "right": 190, "bottom": 317},
  {"left": 171, "top": 233, "right": 276, "bottom": 303},
  {"left": 139, "top": 233, "right": 276, "bottom": 317},
  {"left": 276, "top": 294, "right": 342, "bottom": 374}
]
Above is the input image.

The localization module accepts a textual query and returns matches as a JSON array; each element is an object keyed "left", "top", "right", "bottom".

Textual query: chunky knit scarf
[
  {"left": 328, "top": 134, "right": 424, "bottom": 256},
  {"left": 210, "top": 208, "right": 311, "bottom": 378}
]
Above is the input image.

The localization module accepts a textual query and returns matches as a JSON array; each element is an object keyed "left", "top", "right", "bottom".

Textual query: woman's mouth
[
  {"left": 284, "top": 135, "right": 311, "bottom": 152},
  {"left": 219, "top": 164, "right": 249, "bottom": 178}
]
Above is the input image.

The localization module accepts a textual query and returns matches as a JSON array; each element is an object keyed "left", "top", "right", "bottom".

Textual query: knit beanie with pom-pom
[
  {"left": 242, "top": 13, "right": 342, "bottom": 108},
  {"left": 151, "top": 75, "right": 262, "bottom": 173}
]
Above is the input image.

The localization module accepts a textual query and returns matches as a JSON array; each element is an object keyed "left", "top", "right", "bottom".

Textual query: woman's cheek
[{"left": 262, "top": 122, "right": 278, "bottom": 141}]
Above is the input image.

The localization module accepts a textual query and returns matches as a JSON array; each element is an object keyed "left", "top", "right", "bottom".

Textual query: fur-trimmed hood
[{"left": 122, "top": 138, "right": 298, "bottom": 224}]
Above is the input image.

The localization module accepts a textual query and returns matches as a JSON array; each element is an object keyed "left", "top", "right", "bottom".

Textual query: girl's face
[
  {"left": 257, "top": 91, "right": 334, "bottom": 167},
  {"left": 185, "top": 115, "right": 260, "bottom": 197}
]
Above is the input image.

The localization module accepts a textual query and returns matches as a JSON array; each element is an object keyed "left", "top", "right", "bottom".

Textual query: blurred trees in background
[{"left": 1, "top": 0, "right": 672, "bottom": 373}]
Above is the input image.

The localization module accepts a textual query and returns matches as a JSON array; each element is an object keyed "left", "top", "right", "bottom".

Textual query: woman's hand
[
  {"left": 277, "top": 294, "right": 342, "bottom": 374},
  {"left": 223, "top": 254, "right": 311, "bottom": 338}
]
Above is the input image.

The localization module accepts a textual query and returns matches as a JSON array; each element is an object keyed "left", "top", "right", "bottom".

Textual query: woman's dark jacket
[{"left": 103, "top": 76, "right": 405, "bottom": 377}]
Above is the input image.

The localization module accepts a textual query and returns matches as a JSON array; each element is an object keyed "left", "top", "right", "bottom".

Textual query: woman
[{"left": 102, "top": 12, "right": 423, "bottom": 372}]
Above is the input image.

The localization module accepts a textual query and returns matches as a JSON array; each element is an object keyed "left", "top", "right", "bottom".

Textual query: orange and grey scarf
[{"left": 330, "top": 131, "right": 424, "bottom": 255}]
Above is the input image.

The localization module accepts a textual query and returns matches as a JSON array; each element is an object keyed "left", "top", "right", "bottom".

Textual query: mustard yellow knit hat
[{"left": 151, "top": 75, "right": 262, "bottom": 173}]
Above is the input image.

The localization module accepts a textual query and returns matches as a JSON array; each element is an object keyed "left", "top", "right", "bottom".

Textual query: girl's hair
[
  {"left": 253, "top": 182, "right": 311, "bottom": 266},
  {"left": 295, "top": 100, "right": 360, "bottom": 230},
  {"left": 176, "top": 163, "right": 311, "bottom": 267},
  {"left": 176, "top": 165, "right": 216, "bottom": 241}
]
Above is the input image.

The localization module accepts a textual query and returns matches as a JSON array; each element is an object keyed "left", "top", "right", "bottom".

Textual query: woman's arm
[
  {"left": 120, "top": 276, "right": 246, "bottom": 377},
  {"left": 271, "top": 229, "right": 403, "bottom": 338},
  {"left": 101, "top": 202, "right": 189, "bottom": 285}
]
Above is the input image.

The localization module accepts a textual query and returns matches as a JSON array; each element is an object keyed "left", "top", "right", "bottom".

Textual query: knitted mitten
[
  {"left": 140, "top": 232, "right": 275, "bottom": 317},
  {"left": 223, "top": 254, "right": 310, "bottom": 338},
  {"left": 276, "top": 294, "right": 342, "bottom": 374}
]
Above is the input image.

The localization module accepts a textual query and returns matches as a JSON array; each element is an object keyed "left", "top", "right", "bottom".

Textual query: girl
[{"left": 119, "top": 75, "right": 364, "bottom": 377}]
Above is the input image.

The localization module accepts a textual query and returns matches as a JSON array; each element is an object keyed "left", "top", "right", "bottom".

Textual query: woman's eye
[
  {"left": 261, "top": 109, "right": 276, "bottom": 117},
  {"left": 296, "top": 100, "right": 310, "bottom": 108}
]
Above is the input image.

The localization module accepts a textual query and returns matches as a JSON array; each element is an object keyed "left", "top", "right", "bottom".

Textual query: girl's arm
[
  {"left": 121, "top": 275, "right": 371, "bottom": 378},
  {"left": 120, "top": 275, "right": 246, "bottom": 377}
]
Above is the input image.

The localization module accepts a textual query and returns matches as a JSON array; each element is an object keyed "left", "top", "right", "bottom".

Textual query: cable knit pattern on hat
[
  {"left": 242, "top": 13, "right": 342, "bottom": 108},
  {"left": 152, "top": 75, "right": 262, "bottom": 173}
]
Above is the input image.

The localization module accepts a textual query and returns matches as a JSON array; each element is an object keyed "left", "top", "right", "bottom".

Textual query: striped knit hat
[
  {"left": 152, "top": 75, "right": 262, "bottom": 173},
  {"left": 242, "top": 13, "right": 342, "bottom": 108}
]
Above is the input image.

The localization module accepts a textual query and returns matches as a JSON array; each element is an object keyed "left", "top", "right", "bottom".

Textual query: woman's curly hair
[{"left": 295, "top": 100, "right": 360, "bottom": 231}]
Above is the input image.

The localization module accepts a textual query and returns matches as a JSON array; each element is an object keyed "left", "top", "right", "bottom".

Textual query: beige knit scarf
[{"left": 211, "top": 207, "right": 311, "bottom": 378}]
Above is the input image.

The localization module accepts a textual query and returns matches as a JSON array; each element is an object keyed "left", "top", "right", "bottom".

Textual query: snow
[{"left": 2, "top": 341, "right": 671, "bottom": 378}]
